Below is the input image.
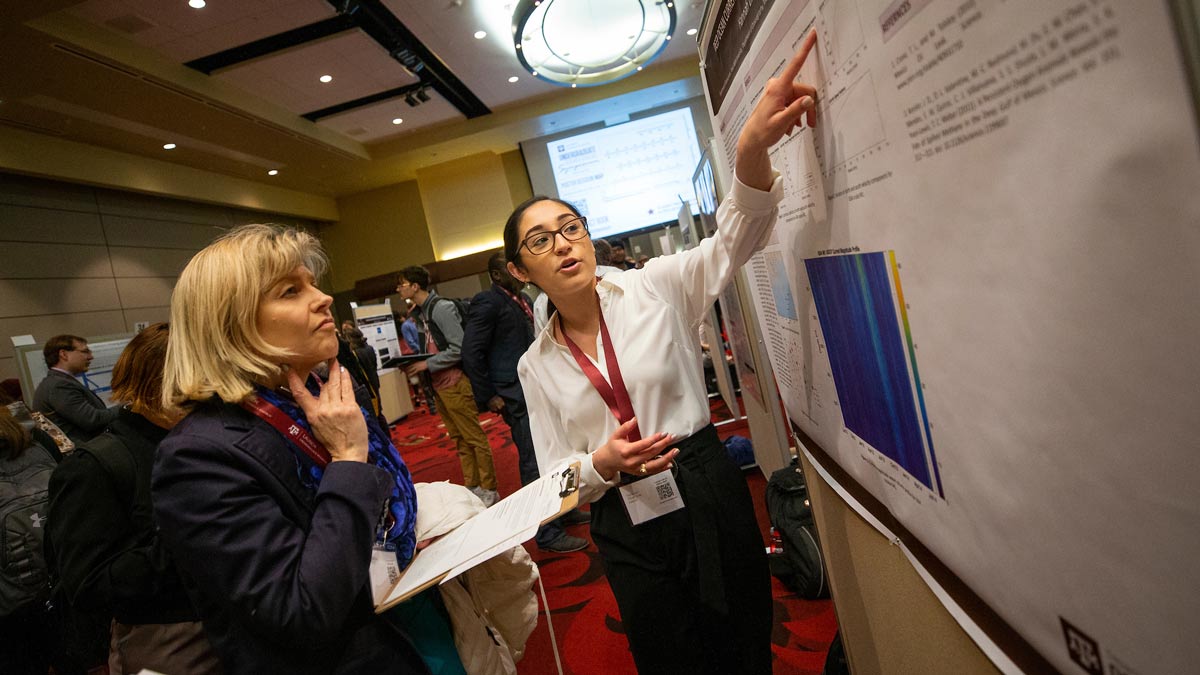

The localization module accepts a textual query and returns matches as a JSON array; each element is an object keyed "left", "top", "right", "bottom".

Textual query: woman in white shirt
[{"left": 506, "top": 32, "right": 819, "bottom": 675}]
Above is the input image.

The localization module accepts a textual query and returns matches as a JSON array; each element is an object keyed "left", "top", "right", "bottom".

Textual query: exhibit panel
[{"left": 699, "top": 0, "right": 1200, "bottom": 673}]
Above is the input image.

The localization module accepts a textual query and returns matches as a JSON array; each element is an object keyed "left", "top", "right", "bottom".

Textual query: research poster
[{"left": 700, "top": 1, "right": 1200, "bottom": 673}]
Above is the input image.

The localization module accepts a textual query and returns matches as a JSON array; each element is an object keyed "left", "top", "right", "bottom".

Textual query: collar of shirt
[{"left": 533, "top": 274, "right": 629, "bottom": 351}]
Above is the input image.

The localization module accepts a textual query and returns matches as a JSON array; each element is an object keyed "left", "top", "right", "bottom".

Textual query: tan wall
[
  {"left": 0, "top": 172, "right": 316, "bottom": 387},
  {"left": 320, "top": 180, "right": 434, "bottom": 293},
  {"left": 417, "top": 151, "right": 513, "bottom": 262},
  {"left": 801, "top": 451, "right": 1001, "bottom": 675},
  {"left": 322, "top": 149, "right": 534, "bottom": 293}
]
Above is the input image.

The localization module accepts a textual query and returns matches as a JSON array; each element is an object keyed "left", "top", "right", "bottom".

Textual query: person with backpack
[
  {"left": 45, "top": 323, "right": 220, "bottom": 675},
  {"left": 0, "top": 404, "right": 58, "bottom": 674},
  {"left": 396, "top": 266, "right": 498, "bottom": 507}
]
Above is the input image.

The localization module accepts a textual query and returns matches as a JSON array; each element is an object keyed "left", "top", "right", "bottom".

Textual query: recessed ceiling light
[
  {"left": 508, "top": 76, "right": 519, "bottom": 83},
  {"left": 319, "top": 75, "right": 333, "bottom": 83},
  {"left": 571, "top": 83, "right": 577, "bottom": 88},
  {"left": 474, "top": 30, "right": 487, "bottom": 39},
  {"left": 188, "top": 0, "right": 206, "bottom": 8},
  {"left": 687, "top": 28, "right": 698, "bottom": 36},
  {"left": 268, "top": 169, "right": 278, "bottom": 176},
  {"left": 636, "top": 66, "right": 643, "bottom": 71},
  {"left": 163, "top": 143, "right": 176, "bottom": 150},
  {"left": 392, "top": 118, "right": 403, "bottom": 125}
]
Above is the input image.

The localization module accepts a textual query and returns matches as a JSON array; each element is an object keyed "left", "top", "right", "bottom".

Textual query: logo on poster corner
[{"left": 1060, "top": 617, "right": 1103, "bottom": 675}]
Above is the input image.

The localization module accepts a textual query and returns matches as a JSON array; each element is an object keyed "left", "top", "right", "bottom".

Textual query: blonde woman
[{"left": 152, "top": 225, "right": 460, "bottom": 674}]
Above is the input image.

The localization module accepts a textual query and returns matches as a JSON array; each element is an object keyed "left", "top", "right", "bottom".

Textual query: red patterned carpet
[{"left": 391, "top": 396, "right": 837, "bottom": 674}]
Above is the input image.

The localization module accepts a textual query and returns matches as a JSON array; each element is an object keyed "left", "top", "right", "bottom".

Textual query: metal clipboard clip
[{"left": 557, "top": 466, "right": 578, "bottom": 499}]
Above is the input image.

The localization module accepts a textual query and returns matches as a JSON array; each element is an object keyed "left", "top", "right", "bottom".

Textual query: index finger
[{"left": 780, "top": 28, "right": 817, "bottom": 83}]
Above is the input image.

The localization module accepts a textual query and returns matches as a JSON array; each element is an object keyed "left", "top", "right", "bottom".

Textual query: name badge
[
  {"left": 369, "top": 544, "right": 402, "bottom": 605},
  {"left": 619, "top": 470, "right": 685, "bottom": 525}
]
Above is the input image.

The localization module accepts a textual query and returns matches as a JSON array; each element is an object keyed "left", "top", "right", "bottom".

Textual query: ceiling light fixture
[
  {"left": 268, "top": 169, "right": 279, "bottom": 176},
  {"left": 392, "top": 117, "right": 403, "bottom": 124},
  {"left": 511, "top": 0, "right": 676, "bottom": 88},
  {"left": 687, "top": 28, "right": 697, "bottom": 36},
  {"left": 474, "top": 30, "right": 488, "bottom": 39},
  {"left": 163, "top": 143, "right": 177, "bottom": 150},
  {"left": 508, "top": 76, "right": 519, "bottom": 83},
  {"left": 188, "top": 0, "right": 206, "bottom": 8},
  {"left": 319, "top": 74, "right": 333, "bottom": 83}
]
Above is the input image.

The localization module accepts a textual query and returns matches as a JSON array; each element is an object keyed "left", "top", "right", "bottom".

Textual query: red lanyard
[
  {"left": 499, "top": 286, "right": 534, "bottom": 323},
  {"left": 241, "top": 395, "right": 331, "bottom": 468},
  {"left": 560, "top": 303, "right": 641, "bottom": 442}
]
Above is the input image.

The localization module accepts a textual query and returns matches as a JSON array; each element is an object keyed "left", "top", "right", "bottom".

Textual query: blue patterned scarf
[{"left": 255, "top": 383, "right": 418, "bottom": 567}]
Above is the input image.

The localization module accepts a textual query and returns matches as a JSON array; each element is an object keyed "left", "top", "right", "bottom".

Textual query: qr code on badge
[{"left": 656, "top": 480, "right": 675, "bottom": 501}]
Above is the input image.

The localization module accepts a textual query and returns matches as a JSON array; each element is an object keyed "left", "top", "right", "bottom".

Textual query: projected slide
[
  {"left": 805, "top": 252, "right": 943, "bottom": 497},
  {"left": 547, "top": 107, "right": 702, "bottom": 239}
]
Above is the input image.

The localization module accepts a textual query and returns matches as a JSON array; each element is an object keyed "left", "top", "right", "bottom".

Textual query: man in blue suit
[{"left": 462, "top": 254, "right": 589, "bottom": 553}]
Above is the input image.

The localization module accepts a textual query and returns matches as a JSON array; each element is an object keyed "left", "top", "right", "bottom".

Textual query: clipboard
[
  {"left": 373, "top": 461, "right": 581, "bottom": 613},
  {"left": 380, "top": 353, "right": 433, "bottom": 369}
]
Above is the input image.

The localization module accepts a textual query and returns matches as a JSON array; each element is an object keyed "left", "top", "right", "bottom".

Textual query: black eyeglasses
[{"left": 521, "top": 217, "right": 589, "bottom": 256}]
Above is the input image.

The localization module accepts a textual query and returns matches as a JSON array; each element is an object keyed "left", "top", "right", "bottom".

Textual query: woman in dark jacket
[
  {"left": 46, "top": 322, "right": 219, "bottom": 674},
  {"left": 153, "top": 224, "right": 460, "bottom": 674}
]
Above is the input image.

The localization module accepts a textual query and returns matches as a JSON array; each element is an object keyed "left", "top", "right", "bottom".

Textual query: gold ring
[{"left": 638, "top": 462, "right": 647, "bottom": 475}]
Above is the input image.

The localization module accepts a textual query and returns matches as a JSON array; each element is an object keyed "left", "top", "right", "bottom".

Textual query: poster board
[
  {"left": 353, "top": 301, "right": 400, "bottom": 370},
  {"left": 699, "top": 0, "right": 1200, "bottom": 673}
]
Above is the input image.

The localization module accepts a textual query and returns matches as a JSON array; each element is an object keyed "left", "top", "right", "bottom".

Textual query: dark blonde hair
[
  {"left": 0, "top": 406, "right": 31, "bottom": 461},
  {"left": 110, "top": 323, "right": 169, "bottom": 415},
  {"left": 165, "top": 224, "right": 329, "bottom": 408}
]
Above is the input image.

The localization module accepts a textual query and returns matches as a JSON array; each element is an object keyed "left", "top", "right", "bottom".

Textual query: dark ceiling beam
[
  {"left": 334, "top": 0, "right": 491, "bottom": 119},
  {"left": 302, "top": 82, "right": 425, "bottom": 121},
  {"left": 184, "top": 14, "right": 359, "bottom": 74}
]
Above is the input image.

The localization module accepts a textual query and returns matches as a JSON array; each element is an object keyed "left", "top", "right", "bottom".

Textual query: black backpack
[
  {"left": 421, "top": 296, "right": 471, "bottom": 352},
  {"left": 765, "top": 458, "right": 829, "bottom": 599},
  {"left": 0, "top": 444, "right": 55, "bottom": 615}
]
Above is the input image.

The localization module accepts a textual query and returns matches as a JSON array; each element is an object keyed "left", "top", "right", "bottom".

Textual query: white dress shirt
[{"left": 518, "top": 172, "right": 783, "bottom": 503}]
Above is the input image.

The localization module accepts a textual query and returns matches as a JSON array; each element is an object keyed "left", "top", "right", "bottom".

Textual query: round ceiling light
[
  {"left": 511, "top": 0, "right": 676, "bottom": 88},
  {"left": 188, "top": 0, "right": 206, "bottom": 8},
  {"left": 319, "top": 74, "right": 333, "bottom": 83}
]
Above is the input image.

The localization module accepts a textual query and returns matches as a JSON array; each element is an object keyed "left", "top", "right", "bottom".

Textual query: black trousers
[{"left": 591, "top": 425, "right": 772, "bottom": 675}]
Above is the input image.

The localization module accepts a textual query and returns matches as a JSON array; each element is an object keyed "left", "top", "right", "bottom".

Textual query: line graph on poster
[
  {"left": 815, "top": 0, "right": 869, "bottom": 78},
  {"left": 811, "top": 70, "right": 890, "bottom": 177},
  {"left": 803, "top": 250, "right": 944, "bottom": 499}
]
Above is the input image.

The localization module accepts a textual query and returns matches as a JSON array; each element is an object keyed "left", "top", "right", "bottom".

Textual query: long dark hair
[{"left": 503, "top": 195, "right": 583, "bottom": 270}]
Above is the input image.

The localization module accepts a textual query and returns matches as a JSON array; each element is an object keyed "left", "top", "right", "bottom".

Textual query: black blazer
[
  {"left": 31, "top": 370, "right": 117, "bottom": 445},
  {"left": 462, "top": 285, "right": 535, "bottom": 411},
  {"left": 151, "top": 401, "right": 429, "bottom": 675}
]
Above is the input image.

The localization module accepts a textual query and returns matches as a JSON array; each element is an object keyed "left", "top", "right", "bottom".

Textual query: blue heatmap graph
[{"left": 804, "top": 251, "right": 943, "bottom": 497}]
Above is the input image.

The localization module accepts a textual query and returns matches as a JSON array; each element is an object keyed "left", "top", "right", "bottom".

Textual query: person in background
[
  {"left": 32, "top": 334, "right": 118, "bottom": 445},
  {"left": 154, "top": 224, "right": 456, "bottom": 674},
  {"left": 396, "top": 266, "right": 498, "bottom": 507},
  {"left": 345, "top": 327, "right": 382, "bottom": 398},
  {"left": 607, "top": 241, "right": 636, "bottom": 270},
  {"left": 635, "top": 255, "right": 650, "bottom": 269},
  {"left": 462, "top": 253, "right": 590, "bottom": 553},
  {"left": 395, "top": 301, "right": 421, "bottom": 354},
  {"left": 0, "top": 406, "right": 57, "bottom": 675},
  {"left": 340, "top": 319, "right": 356, "bottom": 338},
  {"left": 503, "top": 31, "right": 820, "bottom": 674},
  {"left": 46, "top": 323, "right": 220, "bottom": 675}
]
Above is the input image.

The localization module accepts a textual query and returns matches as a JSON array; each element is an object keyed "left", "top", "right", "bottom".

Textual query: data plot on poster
[
  {"left": 814, "top": 71, "right": 888, "bottom": 175},
  {"left": 804, "top": 252, "right": 942, "bottom": 497},
  {"left": 817, "top": 0, "right": 867, "bottom": 74}
]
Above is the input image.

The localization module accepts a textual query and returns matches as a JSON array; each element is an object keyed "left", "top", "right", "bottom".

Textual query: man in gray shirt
[
  {"left": 32, "top": 334, "right": 117, "bottom": 445},
  {"left": 397, "top": 266, "right": 498, "bottom": 506}
]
